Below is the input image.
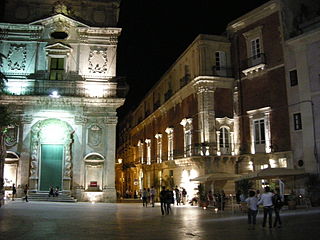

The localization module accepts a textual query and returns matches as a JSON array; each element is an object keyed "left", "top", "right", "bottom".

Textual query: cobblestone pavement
[{"left": 1, "top": 201, "right": 320, "bottom": 240}]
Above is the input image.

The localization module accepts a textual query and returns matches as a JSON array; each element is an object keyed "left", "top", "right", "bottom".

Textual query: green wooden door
[{"left": 40, "top": 144, "right": 63, "bottom": 191}]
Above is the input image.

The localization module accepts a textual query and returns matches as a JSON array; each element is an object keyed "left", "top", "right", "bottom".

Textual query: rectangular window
[
  {"left": 50, "top": 58, "right": 64, "bottom": 80},
  {"left": 290, "top": 70, "right": 298, "bottom": 86},
  {"left": 215, "top": 52, "right": 221, "bottom": 70},
  {"left": 293, "top": 113, "right": 302, "bottom": 130},
  {"left": 251, "top": 38, "right": 261, "bottom": 58},
  {"left": 254, "top": 119, "right": 265, "bottom": 144}
]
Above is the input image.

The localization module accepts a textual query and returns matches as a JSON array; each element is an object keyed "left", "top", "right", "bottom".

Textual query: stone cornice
[{"left": 227, "top": 1, "right": 279, "bottom": 33}]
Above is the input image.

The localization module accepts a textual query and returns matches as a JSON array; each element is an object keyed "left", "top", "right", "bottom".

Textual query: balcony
[
  {"left": 3, "top": 78, "right": 128, "bottom": 98},
  {"left": 241, "top": 53, "right": 266, "bottom": 76},
  {"left": 179, "top": 74, "right": 191, "bottom": 88},
  {"left": 212, "top": 66, "right": 234, "bottom": 78},
  {"left": 164, "top": 89, "right": 173, "bottom": 101}
]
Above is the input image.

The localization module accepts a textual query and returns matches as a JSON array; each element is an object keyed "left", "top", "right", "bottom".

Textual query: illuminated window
[
  {"left": 279, "top": 158, "right": 287, "bottom": 168},
  {"left": 260, "top": 164, "right": 269, "bottom": 169},
  {"left": 215, "top": 51, "right": 226, "bottom": 70},
  {"left": 251, "top": 38, "right": 261, "bottom": 58},
  {"left": 49, "top": 58, "right": 64, "bottom": 80},
  {"left": 219, "top": 127, "right": 230, "bottom": 148},
  {"left": 254, "top": 119, "right": 265, "bottom": 144},
  {"left": 293, "top": 113, "right": 302, "bottom": 130}
]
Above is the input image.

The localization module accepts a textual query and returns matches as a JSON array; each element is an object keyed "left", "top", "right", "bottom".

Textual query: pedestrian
[
  {"left": 220, "top": 190, "right": 226, "bottom": 211},
  {"left": 236, "top": 190, "right": 241, "bottom": 204},
  {"left": 54, "top": 186, "right": 59, "bottom": 197},
  {"left": 165, "top": 188, "right": 174, "bottom": 215},
  {"left": 246, "top": 190, "right": 259, "bottom": 230},
  {"left": 12, "top": 184, "right": 16, "bottom": 201},
  {"left": 207, "top": 190, "right": 215, "bottom": 206},
  {"left": 174, "top": 186, "right": 180, "bottom": 205},
  {"left": 273, "top": 188, "right": 283, "bottom": 228},
  {"left": 256, "top": 189, "right": 261, "bottom": 201},
  {"left": 150, "top": 186, "right": 156, "bottom": 207},
  {"left": 147, "top": 188, "right": 151, "bottom": 204},
  {"left": 181, "top": 188, "right": 187, "bottom": 205},
  {"left": 160, "top": 186, "right": 167, "bottom": 215},
  {"left": 142, "top": 188, "right": 148, "bottom": 207},
  {"left": 48, "top": 186, "right": 54, "bottom": 197},
  {"left": 23, "top": 184, "right": 29, "bottom": 202},
  {"left": 258, "top": 186, "right": 274, "bottom": 228}
]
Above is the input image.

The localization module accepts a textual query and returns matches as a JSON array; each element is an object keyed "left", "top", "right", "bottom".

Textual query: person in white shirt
[
  {"left": 258, "top": 186, "right": 274, "bottom": 228},
  {"left": 246, "top": 190, "right": 259, "bottom": 229}
]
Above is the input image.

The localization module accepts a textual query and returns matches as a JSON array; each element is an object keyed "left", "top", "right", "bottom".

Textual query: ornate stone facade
[{"left": 0, "top": 0, "right": 125, "bottom": 202}]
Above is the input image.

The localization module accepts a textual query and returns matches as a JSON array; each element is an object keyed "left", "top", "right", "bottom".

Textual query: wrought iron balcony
[
  {"left": 212, "top": 66, "right": 234, "bottom": 77},
  {"left": 241, "top": 53, "right": 267, "bottom": 75},
  {"left": 180, "top": 74, "right": 191, "bottom": 88}
]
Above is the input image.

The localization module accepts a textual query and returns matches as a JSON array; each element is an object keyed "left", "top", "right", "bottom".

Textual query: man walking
[
  {"left": 150, "top": 186, "right": 156, "bottom": 207},
  {"left": 160, "top": 186, "right": 167, "bottom": 215},
  {"left": 23, "top": 184, "right": 29, "bottom": 202},
  {"left": 258, "top": 186, "right": 274, "bottom": 228}
]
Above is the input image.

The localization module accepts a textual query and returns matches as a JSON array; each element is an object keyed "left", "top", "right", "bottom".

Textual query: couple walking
[
  {"left": 160, "top": 186, "right": 174, "bottom": 215},
  {"left": 246, "top": 186, "right": 283, "bottom": 230}
]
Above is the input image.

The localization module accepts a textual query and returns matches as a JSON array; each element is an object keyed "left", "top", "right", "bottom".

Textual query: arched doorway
[
  {"left": 4, "top": 151, "right": 20, "bottom": 187},
  {"left": 29, "top": 118, "right": 74, "bottom": 192}
]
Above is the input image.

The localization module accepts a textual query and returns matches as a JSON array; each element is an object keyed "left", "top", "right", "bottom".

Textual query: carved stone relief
[
  {"left": 88, "top": 124, "right": 102, "bottom": 147},
  {"left": 7, "top": 44, "right": 27, "bottom": 71},
  {"left": 88, "top": 49, "right": 108, "bottom": 74},
  {"left": 4, "top": 125, "right": 18, "bottom": 147}
]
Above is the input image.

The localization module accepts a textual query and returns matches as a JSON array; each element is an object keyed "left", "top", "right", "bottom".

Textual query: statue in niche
[
  {"left": 88, "top": 125, "right": 102, "bottom": 147},
  {"left": 4, "top": 125, "right": 18, "bottom": 147}
]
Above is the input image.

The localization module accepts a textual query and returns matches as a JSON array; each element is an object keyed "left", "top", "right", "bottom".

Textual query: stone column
[
  {"left": 194, "top": 80, "right": 216, "bottom": 155},
  {"left": 103, "top": 114, "right": 117, "bottom": 202}
]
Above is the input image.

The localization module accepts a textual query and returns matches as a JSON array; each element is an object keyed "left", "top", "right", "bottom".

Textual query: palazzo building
[
  {"left": 0, "top": 0, "right": 126, "bottom": 202},
  {"left": 117, "top": 0, "right": 320, "bottom": 201}
]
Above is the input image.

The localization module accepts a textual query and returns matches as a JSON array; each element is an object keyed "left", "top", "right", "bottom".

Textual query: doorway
[{"left": 40, "top": 144, "right": 63, "bottom": 191}]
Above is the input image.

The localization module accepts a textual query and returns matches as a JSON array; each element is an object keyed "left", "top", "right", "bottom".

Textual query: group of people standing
[
  {"left": 245, "top": 186, "right": 283, "bottom": 230},
  {"left": 141, "top": 186, "right": 156, "bottom": 207}
]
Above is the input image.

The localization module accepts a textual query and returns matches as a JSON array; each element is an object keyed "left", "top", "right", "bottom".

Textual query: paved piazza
[{"left": 1, "top": 201, "right": 320, "bottom": 240}]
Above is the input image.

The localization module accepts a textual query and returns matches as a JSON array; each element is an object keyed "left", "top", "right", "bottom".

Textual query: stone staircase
[{"left": 28, "top": 192, "right": 77, "bottom": 203}]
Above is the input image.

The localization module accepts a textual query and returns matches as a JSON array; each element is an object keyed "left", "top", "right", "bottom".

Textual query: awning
[
  {"left": 191, "top": 172, "right": 241, "bottom": 182},
  {"left": 235, "top": 168, "right": 306, "bottom": 181}
]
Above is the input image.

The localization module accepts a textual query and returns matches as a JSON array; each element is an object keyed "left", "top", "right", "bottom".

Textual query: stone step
[{"left": 27, "top": 193, "right": 77, "bottom": 203}]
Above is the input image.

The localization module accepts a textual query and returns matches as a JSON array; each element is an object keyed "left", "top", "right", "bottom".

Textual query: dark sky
[{"left": 116, "top": 0, "right": 269, "bottom": 118}]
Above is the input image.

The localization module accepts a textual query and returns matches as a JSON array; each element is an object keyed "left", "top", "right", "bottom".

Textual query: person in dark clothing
[
  {"left": 273, "top": 188, "right": 283, "bottom": 228},
  {"left": 48, "top": 186, "right": 54, "bottom": 197},
  {"left": 165, "top": 188, "right": 174, "bottom": 215},
  {"left": 160, "top": 186, "right": 167, "bottom": 215},
  {"left": 12, "top": 184, "right": 16, "bottom": 201},
  {"left": 23, "top": 184, "right": 29, "bottom": 202}
]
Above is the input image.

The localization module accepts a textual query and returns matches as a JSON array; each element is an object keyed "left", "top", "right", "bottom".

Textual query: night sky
[{"left": 116, "top": 0, "right": 269, "bottom": 118}]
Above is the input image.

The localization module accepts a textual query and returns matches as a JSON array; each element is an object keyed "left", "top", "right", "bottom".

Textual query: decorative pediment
[
  {"left": 30, "top": 14, "right": 89, "bottom": 29},
  {"left": 45, "top": 42, "right": 72, "bottom": 56}
]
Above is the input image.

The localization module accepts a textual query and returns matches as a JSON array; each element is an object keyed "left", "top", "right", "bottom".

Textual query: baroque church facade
[{"left": 0, "top": 0, "right": 125, "bottom": 202}]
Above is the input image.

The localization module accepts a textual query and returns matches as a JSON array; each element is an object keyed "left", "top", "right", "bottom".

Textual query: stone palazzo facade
[
  {"left": 0, "top": 0, "right": 125, "bottom": 202},
  {"left": 117, "top": 0, "right": 320, "bottom": 201}
]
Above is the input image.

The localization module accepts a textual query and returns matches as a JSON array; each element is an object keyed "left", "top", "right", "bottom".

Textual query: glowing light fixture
[{"left": 50, "top": 90, "right": 60, "bottom": 98}]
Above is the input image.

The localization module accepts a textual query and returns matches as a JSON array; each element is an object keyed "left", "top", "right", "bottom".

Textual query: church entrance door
[{"left": 39, "top": 144, "right": 63, "bottom": 191}]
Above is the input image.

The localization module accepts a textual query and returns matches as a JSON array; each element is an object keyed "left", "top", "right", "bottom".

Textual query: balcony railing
[
  {"left": 164, "top": 89, "right": 173, "bottom": 101},
  {"left": 242, "top": 53, "right": 266, "bottom": 70},
  {"left": 3, "top": 78, "right": 128, "bottom": 98},
  {"left": 211, "top": 66, "right": 234, "bottom": 78},
  {"left": 179, "top": 74, "right": 191, "bottom": 88}
]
